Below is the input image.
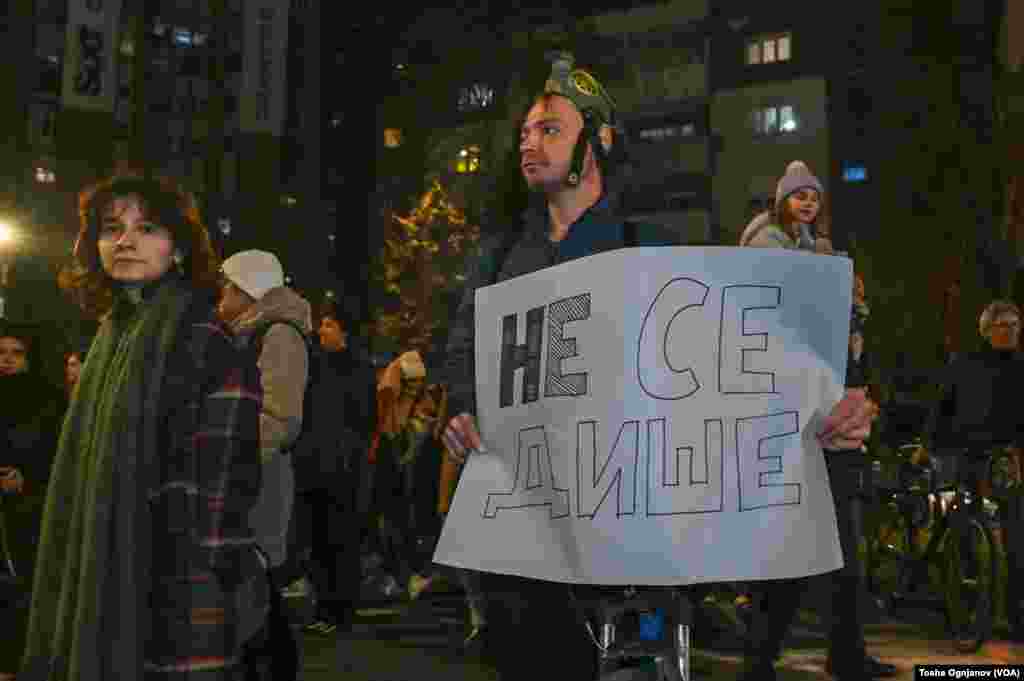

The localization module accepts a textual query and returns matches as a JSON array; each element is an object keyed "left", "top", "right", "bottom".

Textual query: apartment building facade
[{"left": 1, "top": 0, "right": 339, "bottom": 321}]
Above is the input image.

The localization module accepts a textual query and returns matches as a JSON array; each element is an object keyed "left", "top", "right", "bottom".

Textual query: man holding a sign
[{"left": 440, "top": 54, "right": 875, "bottom": 681}]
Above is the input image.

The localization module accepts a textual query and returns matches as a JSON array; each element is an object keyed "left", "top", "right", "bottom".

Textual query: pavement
[{"left": 287, "top": 586, "right": 1024, "bottom": 680}]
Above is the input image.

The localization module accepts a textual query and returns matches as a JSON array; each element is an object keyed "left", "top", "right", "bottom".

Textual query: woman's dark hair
[{"left": 60, "top": 172, "right": 221, "bottom": 317}]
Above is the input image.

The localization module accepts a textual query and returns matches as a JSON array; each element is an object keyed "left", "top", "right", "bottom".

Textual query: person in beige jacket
[{"left": 219, "top": 250, "right": 312, "bottom": 572}]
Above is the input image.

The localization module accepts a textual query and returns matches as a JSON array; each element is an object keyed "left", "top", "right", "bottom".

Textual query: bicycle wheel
[{"left": 942, "top": 517, "right": 997, "bottom": 653}]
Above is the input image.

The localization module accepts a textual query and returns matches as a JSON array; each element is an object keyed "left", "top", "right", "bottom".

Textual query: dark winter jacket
[
  {"left": 293, "top": 343, "right": 377, "bottom": 492},
  {"left": 928, "top": 346, "right": 1024, "bottom": 451},
  {"left": 444, "top": 193, "right": 682, "bottom": 418},
  {"left": 0, "top": 371, "right": 65, "bottom": 581},
  {"left": 19, "top": 283, "right": 265, "bottom": 680}
]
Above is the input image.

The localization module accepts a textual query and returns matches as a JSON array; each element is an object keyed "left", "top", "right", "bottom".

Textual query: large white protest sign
[{"left": 434, "top": 247, "right": 853, "bottom": 585}]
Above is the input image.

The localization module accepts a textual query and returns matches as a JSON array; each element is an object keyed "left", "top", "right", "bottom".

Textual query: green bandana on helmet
[{"left": 543, "top": 51, "right": 616, "bottom": 126}]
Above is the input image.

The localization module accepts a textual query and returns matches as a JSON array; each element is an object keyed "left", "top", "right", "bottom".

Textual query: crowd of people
[
  {"left": 0, "top": 49, "right": 1019, "bottom": 681},
  {"left": 0, "top": 176, "right": 466, "bottom": 679}
]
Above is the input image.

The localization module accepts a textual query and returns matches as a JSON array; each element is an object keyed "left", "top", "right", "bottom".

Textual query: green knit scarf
[{"left": 20, "top": 277, "right": 195, "bottom": 681}]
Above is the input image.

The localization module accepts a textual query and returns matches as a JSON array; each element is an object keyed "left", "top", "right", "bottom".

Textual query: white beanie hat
[{"left": 222, "top": 250, "right": 284, "bottom": 300}]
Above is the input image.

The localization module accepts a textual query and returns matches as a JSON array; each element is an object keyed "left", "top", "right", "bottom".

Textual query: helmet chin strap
[{"left": 566, "top": 109, "right": 607, "bottom": 187}]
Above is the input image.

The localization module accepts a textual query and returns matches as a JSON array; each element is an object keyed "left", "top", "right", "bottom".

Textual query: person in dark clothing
[
  {"left": 928, "top": 300, "right": 1024, "bottom": 454},
  {"left": 0, "top": 322, "right": 66, "bottom": 679},
  {"left": 442, "top": 53, "right": 679, "bottom": 681},
  {"left": 282, "top": 305, "right": 376, "bottom": 634},
  {"left": 441, "top": 54, "right": 875, "bottom": 681},
  {"left": 928, "top": 299, "right": 1024, "bottom": 638}
]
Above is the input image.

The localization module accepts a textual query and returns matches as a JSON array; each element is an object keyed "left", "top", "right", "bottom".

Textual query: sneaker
[
  {"left": 379, "top": 574, "right": 402, "bottom": 600},
  {"left": 408, "top": 574, "right": 434, "bottom": 601},
  {"left": 461, "top": 624, "right": 487, "bottom": 656},
  {"left": 281, "top": 577, "right": 310, "bottom": 599},
  {"left": 303, "top": 619, "right": 338, "bottom": 635}
]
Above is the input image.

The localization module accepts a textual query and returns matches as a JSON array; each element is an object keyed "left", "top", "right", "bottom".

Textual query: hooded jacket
[
  {"left": 229, "top": 286, "right": 313, "bottom": 463},
  {"left": 228, "top": 285, "right": 311, "bottom": 569}
]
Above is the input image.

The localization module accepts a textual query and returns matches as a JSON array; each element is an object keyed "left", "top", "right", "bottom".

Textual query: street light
[
  {"left": 0, "top": 219, "right": 16, "bottom": 318},
  {"left": 0, "top": 220, "right": 15, "bottom": 246}
]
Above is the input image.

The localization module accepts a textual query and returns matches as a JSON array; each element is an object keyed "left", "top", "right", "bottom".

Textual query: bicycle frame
[
  {"left": 882, "top": 453, "right": 1000, "bottom": 652},
  {"left": 573, "top": 585, "right": 693, "bottom": 681}
]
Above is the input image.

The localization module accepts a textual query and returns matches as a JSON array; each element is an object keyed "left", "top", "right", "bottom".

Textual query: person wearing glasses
[{"left": 928, "top": 299, "right": 1024, "bottom": 638}]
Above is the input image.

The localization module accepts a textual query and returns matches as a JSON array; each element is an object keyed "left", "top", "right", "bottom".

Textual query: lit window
[
  {"left": 777, "top": 35, "right": 791, "bottom": 61},
  {"left": 384, "top": 128, "right": 403, "bottom": 148},
  {"left": 282, "top": 195, "right": 298, "bottom": 206},
  {"left": 34, "top": 167, "right": 56, "bottom": 184},
  {"left": 456, "top": 145, "right": 482, "bottom": 174},
  {"left": 747, "top": 42, "right": 760, "bottom": 65},
  {"left": 752, "top": 105, "right": 798, "bottom": 136},
  {"left": 842, "top": 163, "right": 868, "bottom": 182},
  {"left": 638, "top": 124, "right": 696, "bottom": 141},
  {"left": 173, "top": 28, "right": 193, "bottom": 47},
  {"left": 457, "top": 83, "right": 495, "bottom": 113},
  {"left": 779, "top": 105, "right": 796, "bottom": 132},
  {"left": 747, "top": 33, "right": 792, "bottom": 65}
]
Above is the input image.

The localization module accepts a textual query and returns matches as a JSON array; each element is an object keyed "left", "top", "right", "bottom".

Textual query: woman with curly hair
[{"left": 19, "top": 173, "right": 265, "bottom": 680}]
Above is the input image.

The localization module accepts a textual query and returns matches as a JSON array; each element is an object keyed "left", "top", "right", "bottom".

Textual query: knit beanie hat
[
  {"left": 222, "top": 250, "right": 284, "bottom": 300},
  {"left": 775, "top": 160, "right": 824, "bottom": 208}
]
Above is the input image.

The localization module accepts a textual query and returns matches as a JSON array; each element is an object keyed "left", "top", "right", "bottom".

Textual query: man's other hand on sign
[
  {"left": 818, "top": 387, "right": 877, "bottom": 452},
  {"left": 444, "top": 388, "right": 876, "bottom": 465}
]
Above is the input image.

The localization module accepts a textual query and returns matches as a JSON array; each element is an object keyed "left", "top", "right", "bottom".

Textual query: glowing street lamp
[
  {"left": 0, "top": 220, "right": 15, "bottom": 246},
  {"left": 0, "top": 218, "right": 15, "bottom": 318}
]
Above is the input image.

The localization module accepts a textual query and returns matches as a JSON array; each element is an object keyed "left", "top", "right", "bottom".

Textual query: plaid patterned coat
[
  {"left": 144, "top": 311, "right": 267, "bottom": 677},
  {"left": 20, "top": 286, "right": 267, "bottom": 681}
]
